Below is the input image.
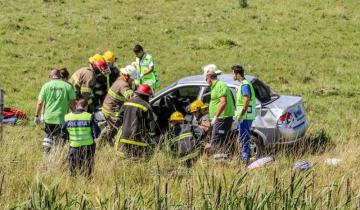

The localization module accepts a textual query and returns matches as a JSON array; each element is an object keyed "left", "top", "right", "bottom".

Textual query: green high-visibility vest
[
  {"left": 64, "top": 112, "right": 94, "bottom": 148},
  {"left": 236, "top": 80, "right": 256, "bottom": 120},
  {"left": 136, "top": 53, "right": 160, "bottom": 89}
]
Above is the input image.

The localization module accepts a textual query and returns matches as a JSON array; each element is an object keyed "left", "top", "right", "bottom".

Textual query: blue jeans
[{"left": 238, "top": 120, "right": 253, "bottom": 160}]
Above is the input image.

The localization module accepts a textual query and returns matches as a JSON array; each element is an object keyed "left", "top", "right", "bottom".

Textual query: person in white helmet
[{"left": 99, "top": 65, "right": 138, "bottom": 145}]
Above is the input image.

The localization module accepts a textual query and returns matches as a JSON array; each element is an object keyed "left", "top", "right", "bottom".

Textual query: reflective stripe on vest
[
  {"left": 64, "top": 112, "right": 94, "bottom": 147},
  {"left": 119, "top": 139, "right": 148, "bottom": 147},
  {"left": 80, "top": 87, "right": 92, "bottom": 94},
  {"left": 108, "top": 89, "right": 125, "bottom": 102},
  {"left": 236, "top": 80, "right": 256, "bottom": 120},
  {"left": 123, "top": 102, "right": 148, "bottom": 112},
  {"left": 170, "top": 132, "right": 193, "bottom": 144}
]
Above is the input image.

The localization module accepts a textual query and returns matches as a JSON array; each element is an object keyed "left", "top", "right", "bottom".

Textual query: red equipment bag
[{"left": 3, "top": 107, "right": 27, "bottom": 119}]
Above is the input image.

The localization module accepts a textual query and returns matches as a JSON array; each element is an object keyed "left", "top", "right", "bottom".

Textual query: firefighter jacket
[
  {"left": 93, "top": 66, "right": 119, "bottom": 108},
  {"left": 118, "top": 94, "right": 156, "bottom": 147},
  {"left": 169, "top": 123, "right": 205, "bottom": 156},
  {"left": 69, "top": 67, "right": 96, "bottom": 105}
]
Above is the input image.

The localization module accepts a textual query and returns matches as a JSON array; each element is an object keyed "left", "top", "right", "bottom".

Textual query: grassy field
[{"left": 1, "top": 0, "right": 360, "bottom": 208}]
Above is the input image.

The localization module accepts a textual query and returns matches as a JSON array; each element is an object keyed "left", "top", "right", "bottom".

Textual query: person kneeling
[
  {"left": 168, "top": 111, "right": 205, "bottom": 162},
  {"left": 61, "top": 99, "right": 100, "bottom": 177}
]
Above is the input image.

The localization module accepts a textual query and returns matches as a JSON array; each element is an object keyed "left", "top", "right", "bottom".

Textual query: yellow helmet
[
  {"left": 103, "top": 50, "right": 116, "bottom": 63},
  {"left": 88, "top": 54, "right": 103, "bottom": 64},
  {"left": 169, "top": 111, "right": 185, "bottom": 122},
  {"left": 188, "top": 100, "right": 208, "bottom": 113}
]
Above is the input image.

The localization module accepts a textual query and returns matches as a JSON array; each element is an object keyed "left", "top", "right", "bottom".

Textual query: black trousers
[
  {"left": 68, "top": 144, "right": 96, "bottom": 177},
  {"left": 210, "top": 117, "right": 234, "bottom": 150},
  {"left": 43, "top": 123, "right": 63, "bottom": 153}
]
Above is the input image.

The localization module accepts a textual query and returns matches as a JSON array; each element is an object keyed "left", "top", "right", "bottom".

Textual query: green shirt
[
  {"left": 38, "top": 79, "right": 76, "bottom": 124},
  {"left": 209, "top": 80, "right": 235, "bottom": 119}
]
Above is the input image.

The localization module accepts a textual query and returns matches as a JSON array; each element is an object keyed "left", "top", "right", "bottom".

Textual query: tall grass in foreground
[{"left": 14, "top": 169, "right": 359, "bottom": 209}]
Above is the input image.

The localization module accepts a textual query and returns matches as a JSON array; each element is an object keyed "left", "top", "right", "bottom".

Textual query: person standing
[
  {"left": 103, "top": 50, "right": 120, "bottom": 90},
  {"left": 61, "top": 99, "right": 100, "bottom": 177},
  {"left": 35, "top": 69, "right": 76, "bottom": 153},
  {"left": 117, "top": 84, "right": 156, "bottom": 158},
  {"left": 232, "top": 65, "right": 256, "bottom": 163},
  {"left": 203, "top": 64, "right": 235, "bottom": 153},
  {"left": 99, "top": 65, "right": 137, "bottom": 145},
  {"left": 132, "top": 44, "right": 160, "bottom": 91}
]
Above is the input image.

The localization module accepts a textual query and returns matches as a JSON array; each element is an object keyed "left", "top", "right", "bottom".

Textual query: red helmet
[
  {"left": 94, "top": 60, "right": 108, "bottom": 70},
  {"left": 136, "top": 84, "right": 153, "bottom": 96}
]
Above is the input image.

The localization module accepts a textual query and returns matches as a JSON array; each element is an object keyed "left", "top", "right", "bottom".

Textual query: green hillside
[{"left": 1, "top": 0, "right": 360, "bottom": 208}]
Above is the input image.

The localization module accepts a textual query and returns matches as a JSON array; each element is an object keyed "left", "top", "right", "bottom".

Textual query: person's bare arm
[
  {"left": 215, "top": 96, "right": 227, "bottom": 118},
  {"left": 240, "top": 96, "right": 250, "bottom": 116},
  {"left": 35, "top": 101, "right": 44, "bottom": 117}
]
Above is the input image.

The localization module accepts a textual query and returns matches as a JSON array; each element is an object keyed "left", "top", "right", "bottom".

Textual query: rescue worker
[
  {"left": 232, "top": 65, "right": 256, "bottom": 163},
  {"left": 35, "top": 69, "right": 76, "bottom": 153},
  {"left": 99, "top": 65, "right": 138, "bottom": 145},
  {"left": 103, "top": 50, "right": 120, "bottom": 90},
  {"left": 188, "top": 99, "right": 211, "bottom": 135},
  {"left": 117, "top": 84, "right": 156, "bottom": 158},
  {"left": 132, "top": 44, "right": 160, "bottom": 91},
  {"left": 168, "top": 111, "right": 205, "bottom": 161},
  {"left": 203, "top": 64, "right": 235, "bottom": 153},
  {"left": 69, "top": 55, "right": 109, "bottom": 112},
  {"left": 61, "top": 99, "right": 100, "bottom": 177}
]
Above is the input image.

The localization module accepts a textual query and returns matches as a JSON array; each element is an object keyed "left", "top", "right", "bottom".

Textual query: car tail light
[{"left": 277, "top": 112, "right": 293, "bottom": 128}]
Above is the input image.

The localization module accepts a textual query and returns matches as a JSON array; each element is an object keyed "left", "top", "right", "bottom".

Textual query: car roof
[{"left": 176, "top": 74, "right": 256, "bottom": 86}]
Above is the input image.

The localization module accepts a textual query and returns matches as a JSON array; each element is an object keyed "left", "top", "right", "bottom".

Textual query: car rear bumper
[{"left": 275, "top": 120, "right": 309, "bottom": 145}]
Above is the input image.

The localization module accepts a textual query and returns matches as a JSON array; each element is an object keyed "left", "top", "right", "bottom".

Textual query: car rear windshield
[{"left": 252, "top": 79, "right": 278, "bottom": 104}]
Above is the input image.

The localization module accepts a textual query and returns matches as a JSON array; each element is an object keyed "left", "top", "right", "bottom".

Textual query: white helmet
[{"left": 120, "top": 65, "right": 138, "bottom": 80}]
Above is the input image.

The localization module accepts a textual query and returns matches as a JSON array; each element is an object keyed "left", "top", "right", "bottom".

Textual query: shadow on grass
[{"left": 275, "top": 128, "right": 336, "bottom": 158}]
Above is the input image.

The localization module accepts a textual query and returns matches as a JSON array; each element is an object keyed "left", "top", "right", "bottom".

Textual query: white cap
[
  {"left": 202, "top": 64, "right": 222, "bottom": 79},
  {"left": 120, "top": 65, "right": 138, "bottom": 80}
]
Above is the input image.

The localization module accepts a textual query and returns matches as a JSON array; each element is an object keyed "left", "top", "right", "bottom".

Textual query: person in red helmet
[
  {"left": 117, "top": 84, "right": 157, "bottom": 158},
  {"left": 69, "top": 55, "right": 109, "bottom": 112}
]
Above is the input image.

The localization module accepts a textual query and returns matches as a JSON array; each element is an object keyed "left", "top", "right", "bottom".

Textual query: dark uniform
[
  {"left": 69, "top": 67, "right": 97, "bottom": 106},
  {"left": 99, "top": 78, "right": 134, "bottom": 144},
  {"left": 169, "top": 124, "right": 205, "bottom": 158},
  {"left": 93, "top": 66, "right": 119, "bottom": 108},
  {"left": 61, "top": 109, "right": 100, "bottom": 177},
  {"left": 118, "top": 94, "right": 156, "bottom": 157}
]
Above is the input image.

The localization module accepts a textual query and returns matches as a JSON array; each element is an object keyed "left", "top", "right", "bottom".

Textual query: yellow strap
[
  {"left": 124, "top": 102, "right": 148, "bottom": 112},
  {"left": 106, "top": 74, "right": 110, "bottom": 91},
  {"left": 148, "top": 131, "right": 156, "bottom": 136},
  {"left": 119, "top": 139, "right": 148, "bottom": 147}
]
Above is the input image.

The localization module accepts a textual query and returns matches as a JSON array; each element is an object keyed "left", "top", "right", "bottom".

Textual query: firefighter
[
  {"left": 168, "top": 111, "right": 205, "bottom": 162},
  {"left": 69, "top": 55, "right": 109, "bottom": 112},
  {"left": 117, "top": 84, "right": 156, "bottom": 158},
  {"left": 99, "top": 65, "right": 138, "bottom": 146},
  {"left": 61, "top": 99, "right": 100, "bottom": 177},
  {"left": 103, "top": 50, "right": 120, "bottom": 90},
  {"left": 188, "top": 99, "right": 211, "bottom": 135},
  {"left": 132, "top": 44, "right": 160, "bottom": 91}
]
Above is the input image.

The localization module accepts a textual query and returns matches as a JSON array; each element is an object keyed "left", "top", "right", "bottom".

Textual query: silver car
[{"left": 150, "top": 74, "right": 309, "bottom": 156}]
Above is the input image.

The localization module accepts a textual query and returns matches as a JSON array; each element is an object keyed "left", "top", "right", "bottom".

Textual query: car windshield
[
  {"left": 252, "top": 79, "right": 279, "bottom": 104},
  {"left": 154, "top": 82, "right": 176, "bottom": 97}
]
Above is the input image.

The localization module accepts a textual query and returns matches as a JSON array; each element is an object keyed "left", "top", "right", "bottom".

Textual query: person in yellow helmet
[
  {"left": 69, "top": 54, "right": 109, "bottom": 112},
  {"left": 167, "top": 111, "right": 205, "bottom": 161},
  {"left": 87, "top": 54, "right": 114, "bottom": 109},
  {"left": 188, "top": 100, "right": 211, "bottom": 136},
  {"left": 103, "top": 50, "right": 120, "bottom": 89}
]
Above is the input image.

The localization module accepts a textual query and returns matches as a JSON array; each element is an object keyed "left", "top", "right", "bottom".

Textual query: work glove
[
  {"left": 139, "top": 73, "right": 144, "bottom": 78},
  {"left": 211, "top": 116, "right": 218, "bottom": 126},
  {"left": 34, "top": 116, "right": 40, "bottom": 126}
]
